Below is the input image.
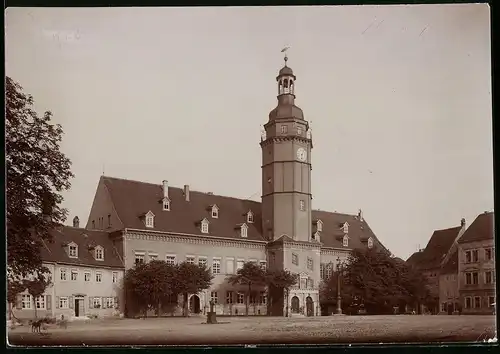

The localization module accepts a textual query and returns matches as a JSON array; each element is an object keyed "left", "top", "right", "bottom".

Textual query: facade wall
[
  {"left": 458, "top": 239, "right": 496, "bottom": 314},
  {"left": 438, "top": 273, "right": 459, "bottom": 314},
  {"left": 124, "top": 231, "right": 268, "bottom": 315},
  {"left": 12, "top": 262, "right": 124, "bottom": 320}
]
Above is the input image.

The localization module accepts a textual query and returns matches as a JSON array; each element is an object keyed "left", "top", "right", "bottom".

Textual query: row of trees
[
  {"left": 319, "top": 248, "right": 435, "bottom": 315},
  {"left": 123, "top": 260, "right": 299, "bottom": 317}
]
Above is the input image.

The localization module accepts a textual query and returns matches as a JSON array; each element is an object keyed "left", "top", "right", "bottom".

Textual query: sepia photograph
[{"left": 5, "top": 4, "right": 495, "bottom": 346}]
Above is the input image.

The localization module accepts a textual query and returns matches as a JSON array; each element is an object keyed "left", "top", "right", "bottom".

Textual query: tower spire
[{"left": 281, "top": 46, "right": 290, "bottom": 67}]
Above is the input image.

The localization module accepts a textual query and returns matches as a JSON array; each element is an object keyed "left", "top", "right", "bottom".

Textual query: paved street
[{"left": 8, "top": 315, "right": 496, "bottom": 345}]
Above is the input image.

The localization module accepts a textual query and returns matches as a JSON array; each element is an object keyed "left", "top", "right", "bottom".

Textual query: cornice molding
[
  {"left": 260, "top": 135, "right": 312, "bottom": 148},
  {"left": 43, "top": 261, "right": 125, "bottom": 271},
  {"left": 125, "top": 229, "right": 266, "bottom": 250}
]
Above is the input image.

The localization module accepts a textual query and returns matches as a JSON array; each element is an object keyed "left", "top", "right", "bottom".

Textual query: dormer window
[
  {"left": 247, "top": 211, "right": 254, "bottom": 223},
  {"left": 68, "top": 243, "right": 78, "bottom": 258},
  {"left": 201, "top": 218, "right": 209, "bottom": 234},
  {"left": 241, "top": 224, "right": 248, "bottom": 238},
  {"left": 367, "top": 237, "right": 374, "bottom": 249},
  {"left": 145, "top": 211, "right": 155, "bottom": 228},
  {"left": 162, "top": 198, "right": 170, "bottom": 211},
  {"left": 95, "top": 246, "right": 104, "bottom": 261},
  {"left": 317, "top": 220, "right": 323, "bottom": 232},
  {"left": 211, "top": 205, "right": 219, "bottom": 219},
  {"left": 343, "top": 235, "right": 349, "bottom": 247},
  {"left": 312, "top": 231, "right": 320, "bottom": 242},
  {"left": 342, "top": 222, "right": 349, "bottom": 234}
]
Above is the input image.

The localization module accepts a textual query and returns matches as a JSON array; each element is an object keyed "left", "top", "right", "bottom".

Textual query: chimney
[
  {"left": 73, "top": 216, "right": 80, "bottom": 228},
  {"left": 461, "top": 218, "right": 466, "bottom": 228},
  {"left": 162, "top": 180, "right": 169, "bottom": 199},
  {"left": 358, "top": 209, "right": 364, "bottom": 222},
  {"left": 183, "top": 185, "right": 190, "bottom": 202}
]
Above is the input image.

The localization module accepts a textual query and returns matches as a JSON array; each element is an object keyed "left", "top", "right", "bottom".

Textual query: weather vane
[{"left": 281, "top": 46, "right": 290, "bottom": 66}]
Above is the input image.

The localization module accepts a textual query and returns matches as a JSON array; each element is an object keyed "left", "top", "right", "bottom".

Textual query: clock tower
[{"left": 260, "top": 54, "right": 313, "bottom": 243}]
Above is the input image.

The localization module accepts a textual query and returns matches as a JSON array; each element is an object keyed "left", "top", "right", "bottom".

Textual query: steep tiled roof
[
  {"left": 410, "top": 226, "right": 462, "bottom": 270},
  {"left": 458, "top": 212, "right": 494, "bottom": 244},
  {"left": 406, "top": 251, "right": 424, "bottom": 266},
  {"left": 441, "top": 249, "right": 458, "bottom": 275},
  {"left": 100, "top": 176, "right": 387, "bottom": 251},
  {"left": 41, "top": 226, "right": 124, "bottom": 268}
]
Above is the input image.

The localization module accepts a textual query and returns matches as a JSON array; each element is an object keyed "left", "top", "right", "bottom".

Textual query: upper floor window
[
  {"left": 211, "top": 205, "right": 219, "bottom": 219},
  {"left": 112, "top": 272, "right": 118, "bottom": 283},
  {"left": 165, "top": 255, "right": 176, "bottom": 265},
  {"left": 472, "top": 249, "right": 479, "bottom": 262},
  {"left": 71, "top": 270, "right": 78, "bottom": 281},
  {"left": 367, "top": 237, "right": 374, "bottom": 249},
  {"left": 84, "top": 272, "right": 91, "bottom": 282},
  {"left": 465, "top": 249, "right": 479, "bottom": 263},
  {"left": 212, "top": 258, "right": 221, "bottom": 275},
  {"left": 343, "top": 235, "right": 349, "bottom": 247},
  {"left": 259, "top": 261, "right": 267, "bottom": 271},
  {"left": 281, "top": 125, "right": 288, "bottom": 134},
  {"left": 292, "top": 253, "right": 299, "bottom": 266},
  {"left": 236, "top": 259, "right": 244, "bottom": 271},
  {"left": 163, "top": 198, "right": 170, "bottom": 211},
  {"left": 95, "top": 246, "right": 104, "bottom": 261},
  {"left": 247, "top": 211, "right": 254, "bottom": 223},
  {"left": 201, "top": 219, "right": 209, "bottom": 234},
  {"left": 95, "top": 272, "right": 102, "bottom": 282},
  {"left": 144, "top": 211, "right": 155, "bottom": 228},
  {"left": 68, "top": 243, "right": 78, "bottom": 258},
  {"left": 465, "top": 250, "right": 471, "bottom": 263},
  {"left": 198, "top": 257, "right": 207, "bottom": 268},
  {"left": 316, "top": 220, "right": 323, "bottom": 232},
  {"left": 241, "top": 224, "right": 248, "bottom": 238},
  {"left": 465, "top": 271, "right": 479, "bottom": 285},
  {"left": 135, "top": 252, "right": 145, "bottom": 266},
  {"left": 60, "top": 268, "right": 67, "bottom": 281},
  {"left": 148, "top": 253, "right": 158, "bottom": 262},
  {"left": 485, "top": 271, "right": 495, "bottom": 284},
  {"left": 485, "top": 248, "right": 494, "bottom": 261},
  {"left": 307, "top": 257, "right": 313, "bottom": 270},
  {"left": 186, "top": 256, "right": 195, "bottom": 264},
  {"left": 299, "top": 200, "right": 305, "bottom": 211}
]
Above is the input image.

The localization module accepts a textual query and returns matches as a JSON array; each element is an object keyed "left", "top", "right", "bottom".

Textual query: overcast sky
[{"left": 6, "top": 5, "right": 492, "bottom": 260}]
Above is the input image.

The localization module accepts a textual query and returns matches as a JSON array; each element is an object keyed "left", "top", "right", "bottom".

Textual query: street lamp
[{"left": 336, "top": 257, "right": 343, "bottom": 315}]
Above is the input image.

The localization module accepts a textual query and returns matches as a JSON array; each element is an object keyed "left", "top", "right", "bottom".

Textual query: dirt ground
[{"left": 7, "top": 315, "right": 497, "bottom": 346}]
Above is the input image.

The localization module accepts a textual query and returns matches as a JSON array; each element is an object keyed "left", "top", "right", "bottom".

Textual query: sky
[{"left": 5, "top": 5, "right": 493, "bottom": 260}]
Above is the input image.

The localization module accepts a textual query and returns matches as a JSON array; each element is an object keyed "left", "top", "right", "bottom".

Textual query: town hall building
[{"left": 83, "top": 55, "right": 389, "bottom": 317}]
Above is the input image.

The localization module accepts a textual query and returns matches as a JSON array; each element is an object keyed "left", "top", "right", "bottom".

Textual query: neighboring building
[
  {"left": 407, "top": 219, "right": 466, "bottom": 314},
  {"left": 84, "top": 56, "right": 389, "bottom": 317},
  {"left": 457, "top": 211, "right": 495, "bottom": 315},
  {"left": 12, "top": 219, "right": 125, "bottom": 320},
  {"left": 439, "top": 250, "right": 460, "bottom": 314}
]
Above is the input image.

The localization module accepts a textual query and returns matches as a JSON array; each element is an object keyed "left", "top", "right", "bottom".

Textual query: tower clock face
[{"left": 297, "top": 147, "right": 307, "bottom": 162}]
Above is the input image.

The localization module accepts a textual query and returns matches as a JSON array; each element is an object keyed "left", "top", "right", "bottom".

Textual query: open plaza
[{"left": 8, "top": 315, "right": 496, "bottom": 346}]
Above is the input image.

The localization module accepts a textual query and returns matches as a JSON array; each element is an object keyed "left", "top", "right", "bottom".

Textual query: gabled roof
[
  {"left": 99, "top": 176, "right": 388, "bottom": 251},
  {"left": 410, "top": 226, "right": 462, "bottom": 270},
  {"left": 458, "top": 211, "right": 494, "bottom": 244},
  {"left": 40, "top": 226, "right": 124, "bottom": 269}
]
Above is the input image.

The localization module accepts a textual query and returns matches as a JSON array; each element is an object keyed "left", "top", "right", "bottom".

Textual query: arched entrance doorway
[
  {"left": 189, "top": 295, "right": 201, "bottom": 314},
  {"left": 306, "top": 296, "right": 314, "bottom": 317},
  {"left": 291, "top": 296, "right": 300, "bottom": 314}
]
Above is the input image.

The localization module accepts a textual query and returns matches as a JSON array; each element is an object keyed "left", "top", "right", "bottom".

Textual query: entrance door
[
  {"left": 189, "top": 295, "right": 201, "bottom": 314},
  {"left": 447, "top": 302, "right": 454, "bottom": 315},
  {"left": 74, "top": 299, "right": 80, "bottom": 317},
  {"left": 306, "top": 296, "right": 314, "bottom": 317},
  {"left": 291, "top": 296, "right": 300, "bottom": 314}
]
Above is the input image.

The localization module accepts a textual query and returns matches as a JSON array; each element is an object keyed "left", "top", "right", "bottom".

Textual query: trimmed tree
[
  {"left": 6, "top": 76, "right": 74, "bottom": 281},
  {"left": 173, "top": 262, "right": 213, "bottom": 317},
  {"left": 265, "top": 269, "right": 298, "bottom": 317},
  {"left": 123, "top": 260, "right": 176, "bottom": 317},
  {"left": 24, "top": 275, "right": 51, "bottom": 319},
  {"left": 227, "top": 262, "right": 266, "bottom": 316},
  {"left": 7, "top": 280, "right": 27, "bottom": 321}
]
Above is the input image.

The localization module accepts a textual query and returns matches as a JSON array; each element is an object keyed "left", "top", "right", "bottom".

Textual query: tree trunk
[
  {"left": 246, "top": 284, "right": 251, "bottom": 316},
  {"left": 33, "top": 297, "right": 38, "bottom": 319},
  {"left": 285, "top": 289, "right": 289, "bottom": 317},
  {"left": 157, "top": 300, "right": 161, "bottom": 317},
  {"left": 183, "top": 293, "right": 189, "bottom": 317}
]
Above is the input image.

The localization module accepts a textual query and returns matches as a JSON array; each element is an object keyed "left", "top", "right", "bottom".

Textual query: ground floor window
[
  {"left": 465, "top": 297, "right": 472, "bottom": 309},
  {"left": 22, "top": 294, "right": 32, "bottom": 309},
  {"left": 441, "top": 303, "right": 447, "bottom": 312},
  {"left": 474, "top": 296, "right": 481, "bottom": 308},
  {"left": 489, "top": 296, "right": 496, "bottom": 307},
  {"left": 59, "top": 297, "right": 69, "bottom": 309},
  {"left": 226, "top": 291, "right": 233, "bottom": 304},
  {"left": 259, "top": 292, "right": 267, "bottom": 305},
  {"left": 210, "top": 291, "right": 218, "bottom": 304},
  {"left": 237, "top": 292, "right": 245, "bottom": 304},
  {"left": 106, "top": 297, "right": 114, "bottom": 309},
  {"left": 36, "top": 295, "right": 46, "bottom": 309},
  {"left": 93, "top": 297, "right": 102, "bottom": 309}
]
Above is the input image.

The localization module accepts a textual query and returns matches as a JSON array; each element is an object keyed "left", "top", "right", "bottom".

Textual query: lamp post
[{"left": 336, "top": 257, "right": 343, "bottom": 315}]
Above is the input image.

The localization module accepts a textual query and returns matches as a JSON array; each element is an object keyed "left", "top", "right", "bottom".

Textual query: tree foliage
[
  {"left": 24, "top": 275, "right": 52, "bottom": 319},
  {"left": 123, "top": 260, "right": 213, "bottom": 317},
  {"left": 265, "top": 269, "right": 298, "bottom": 316},
  {"left": 174, "top": 262, "right": 214, "bottom": 317},
  {"left": 320, "top": 248, "right": 432, "bottom": 314},
  {"left": 6, "top": 76, "right": 74, "bottom": 280},
  {"left": 227, "top": 262, "right": 267, "bottom": 316},
  {"left": 7, "top": 280, "right": 27, "bottom": 321}
]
